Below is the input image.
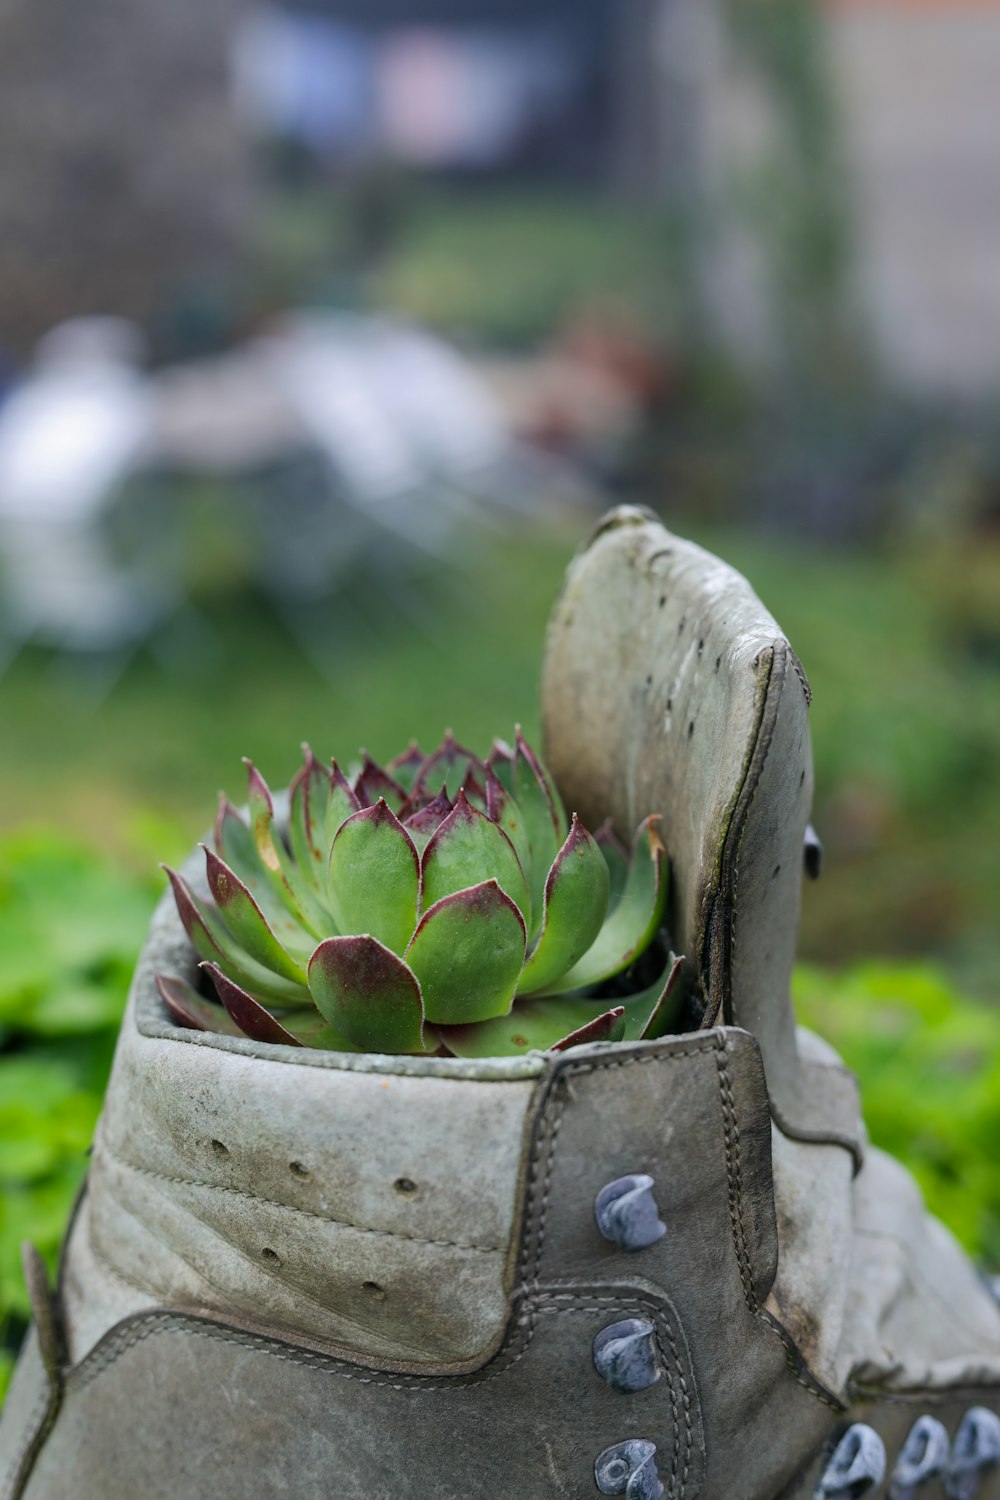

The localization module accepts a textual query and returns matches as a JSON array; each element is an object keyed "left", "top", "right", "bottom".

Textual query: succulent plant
[{"left": 157, "top": 731, "right": 682, "bottom": 1057}]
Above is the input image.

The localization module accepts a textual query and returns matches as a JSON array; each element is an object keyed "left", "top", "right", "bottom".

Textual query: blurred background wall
[{"left": 0, "top": 0, "right": 250, "bottom": 361}]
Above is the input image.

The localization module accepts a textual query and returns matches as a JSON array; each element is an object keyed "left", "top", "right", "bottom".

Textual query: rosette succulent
[{"left": 157, "top": 731, "right": 682, "bottom": 1057}]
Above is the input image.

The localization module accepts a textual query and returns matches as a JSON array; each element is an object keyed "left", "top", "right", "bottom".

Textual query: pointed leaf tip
[
  {"left": 545, "top": 812, "right": 669, "bottom": 993},
  {"left": 202, "top": 963, "right": 304, "bottom": 1047},
  {"left": 156, "top": 973, "right": 243, "bottom": 1036},
  {"left": 518, "top": 815, "right": 609, "bottom": 995},
  {"left": 353, "top": 754, "right": 408, "bottom": 813},
  {"left": 243, "top": 758, "right": 275, "bottom": 814},
  {"left": 203, "top": 846, "right": 309, "bottom": 984},
  {"left": 550, "top": 1006, "right": 625, "bottom": 1051},
  {"left": 422, "top": 792, "right": 530, "bottom": 925}
]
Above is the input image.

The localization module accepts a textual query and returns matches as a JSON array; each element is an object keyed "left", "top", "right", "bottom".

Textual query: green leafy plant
[
  {"left": 159, "top": 731, "right": 681, "bottom": 1057},
  {"left": 0, "top": 831, "right": 158, "bottom": 1403},
  {"left": 794, "top": 961, "right": 1000, "bottom": 1266}
]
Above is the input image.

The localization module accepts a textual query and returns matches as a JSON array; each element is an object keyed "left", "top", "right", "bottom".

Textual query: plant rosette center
[{"left": 158, "top": 730, "right": 682, "bottom": 1058}]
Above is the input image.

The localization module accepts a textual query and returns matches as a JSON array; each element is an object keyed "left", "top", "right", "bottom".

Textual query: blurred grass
[{"left": 252, "top": 181, "right": 683, "bottom": 351}]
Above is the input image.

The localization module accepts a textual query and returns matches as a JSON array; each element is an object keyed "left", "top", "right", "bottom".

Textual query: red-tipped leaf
[
  {"left": 328, "top": 800, "right": 420, "bottom": 954},
  {"left": 405, "top": 880, "right": 526, "bottom": 1025},
  {"left": 202, "top": 963, "right": 304, "bottom": 1047},
  {"left": 441, "top": 997, "right": 625, "bottom": 1058},
  {"left": 421, "top": 790, "right": 530, "bottom": 925},
  {"left": 163, "top": 866, "right": 310, "bottom": 1006},
  {"left": 353, "top": 755, "right": 408, "bottom": 813},
  {"left": 288, "top": 746, "right": 334, "bottom": 889},
  {"left": 386, "top": 741, "right": 426, "bottom": 793},
  {"left": 155, "top": 973, "right": 243, "bottom": 1036},
  {"left": 517, "top": 815, "right": 610, "bottom": 996},
  {"left": 403, "top": 788, "right": 453, "bottom": 854},
  {"left": 204, "top": 847, "right": 311, "bottom": 981},
  {"left": 308, "top": 936, "right": 425, "bottom": 1053},
  {"left": 544, "top": 816, "right": 669, "bottom": 994},
  {"left": 550, "top": 1007, "right": 626, "bottom": 1051}
]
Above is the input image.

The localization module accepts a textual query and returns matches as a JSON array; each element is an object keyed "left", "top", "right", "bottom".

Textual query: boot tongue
[{"left": 541, "top": 507, "right": 861, "bottom": 1163}]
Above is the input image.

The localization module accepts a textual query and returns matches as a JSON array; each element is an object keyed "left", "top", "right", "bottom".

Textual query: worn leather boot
[{"left": 2, "top": 506, "right": 999, "bottom": 1500}]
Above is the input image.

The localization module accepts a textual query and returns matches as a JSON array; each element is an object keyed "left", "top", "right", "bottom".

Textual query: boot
[{"left": 2, "top": 506, "right": 999, "bottom": 1500}]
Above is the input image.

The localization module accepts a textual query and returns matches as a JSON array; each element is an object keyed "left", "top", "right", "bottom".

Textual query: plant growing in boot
[{"left": 157, "top": 730, "right": 681, "bottom": 1056}]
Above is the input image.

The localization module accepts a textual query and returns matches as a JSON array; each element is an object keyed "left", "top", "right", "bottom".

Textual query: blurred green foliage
[
  {"left": 0, "top": 833, "right": 159, "bottom": 1401},
  {"left": 795, "top": 962, "right": 1000, "bottom": 1266}
]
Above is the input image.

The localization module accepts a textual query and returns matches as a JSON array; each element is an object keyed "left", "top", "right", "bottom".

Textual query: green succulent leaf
[
  {"left": 155, "top": 973, "right": 244, "bottom": 1036},
  {"left": 386, "top": 741, "right": 425, "bottom": 793},
  {"left": 326, "top": 760, "right": 362, "bottom": 846},
  {"left": 441, "top": 996, "right": 625, "bottom": 1058},
  {"left": 328, "top": 801, "right": 420, "bottom": 955},
  {"left": 414, "top": 730, "right": 485, "bottom": 801},
  {"left": 212, "top": 803, "right": 324, "bottom": 953},
  {"left": 518, "top": 816, "right": 610, "bottom": 996},
  {"left": 487, "top": 738, "right": 516, "bottom": 795},
  {"left": 551, "top": 1006, "right": 626, "bottom": 1050},
  {"left": 163, "top": 868, "right": 311, "bottom": 1006},
  {"left": 616, "top": 953, "right": 686, "bottom": 1041},
  {"left": 203, "top": 962, "right": 305, "bottom": 1047},
  {"left": 213, "top": 797, "right": 273, "bottom": 904},
  {"left": 485, "top": 766, "right": 532, "bottom": 878},
  {"left": 545, "top": 816, "right": 668, "bottom": 993},
  {"left": 461, "top": 774, "right": 488, "bottom": 813},
  {"left": 512, "top": 728, "right": 567, "bottom": 933},
  {"left": 204, "top": 847, "right": 311, "bottom": 981},
  {"left": 405, "top": 880, "right": 526, "bottom": 1025},
  {"left": 244, "top": 761, "right": 329, "bottom": 938},
  {"left": 308, "top": 936, "right": 425, "bottom": 1053},
  {"left": 354, "top": 754, "right": 408, "bottom": 813},
  {"left": 403, "top": 789, "right": 453, "bottom": 855},
  {"left": 284, "top": 1012, "right": 365, "bottom": 1051},
  {"left": 594, "top": 820, "right": 630, "bottom": 913},
  {"left": 421, "top": 790, "right": 530, "bottom": 924},
  {"left": 288, "top": 747, "right": 334, "bottom": 891}
]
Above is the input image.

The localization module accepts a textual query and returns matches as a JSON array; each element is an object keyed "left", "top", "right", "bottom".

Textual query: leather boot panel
[{"left": 23, "top": 1284, "right": 705, "bottom": 1500}]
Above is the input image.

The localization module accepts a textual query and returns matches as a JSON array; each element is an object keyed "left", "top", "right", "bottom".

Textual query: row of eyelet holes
[
  {"left": 593, "top": 1174, "right": 669, "bottom": 1498},
  {"left": 816, "top": 1408, "right": 1000, "bottom": 1500},
  {"left": 208, "top": 1140, "right": 418, "bottom": 1299}
]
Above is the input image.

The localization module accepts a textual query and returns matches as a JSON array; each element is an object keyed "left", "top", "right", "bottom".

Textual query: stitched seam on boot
[
  {"left": 520, "top": 1043, "right": 722, "bottom": 1292},
  {"left": 98, "top": 1139, "right": 502, "bottom": 1254},
  {"left": 1, "top": 1383, "right": 60, "bottom": 1500},
  {"left": 715, "top": 1045, "right": 846, "bottom": 1413},
  {"left": 94, "top": 1167, "right": 489, "bottom": 1349},
  {"left": 61, "top": 1295, "right": 692, "bottom": 1494},
  {"left": 87, "top": 1213, "right": 161, "bottom": 1303},
  {"left": 728, "top": 646, "right": 779, "bottom": 1027},
  {"left": 549, "top": 1044, "right": 846, "bottom": 1419},
  {"left": 715, "top": 1040, "right": 757, "bottom": 1314},
  {"left": 1, "top": 1390, "right": 47, "bottom": 1500},
  {"left": 847, "top": 1383, "right": 1000, "bottom": 1405},
  {"left": 64, "top": 1292, "right": 682, "bottom": 1401},
  {"left": 757, "top": 1309, "right": 844, "bottom": 1413}
]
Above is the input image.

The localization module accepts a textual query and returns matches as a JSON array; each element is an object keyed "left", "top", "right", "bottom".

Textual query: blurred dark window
[{"left": 235, "top": 2, "right": 613, "bottom": 179}]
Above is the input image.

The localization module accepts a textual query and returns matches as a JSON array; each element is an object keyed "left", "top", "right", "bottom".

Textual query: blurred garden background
[{"left": 2, "top": 0, "right": 1000, "bottom": 1397}]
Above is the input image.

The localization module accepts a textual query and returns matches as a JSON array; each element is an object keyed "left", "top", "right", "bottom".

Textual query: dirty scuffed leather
[{"left": 2, "top": 507, "right": 999, "bottom": 1500}]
